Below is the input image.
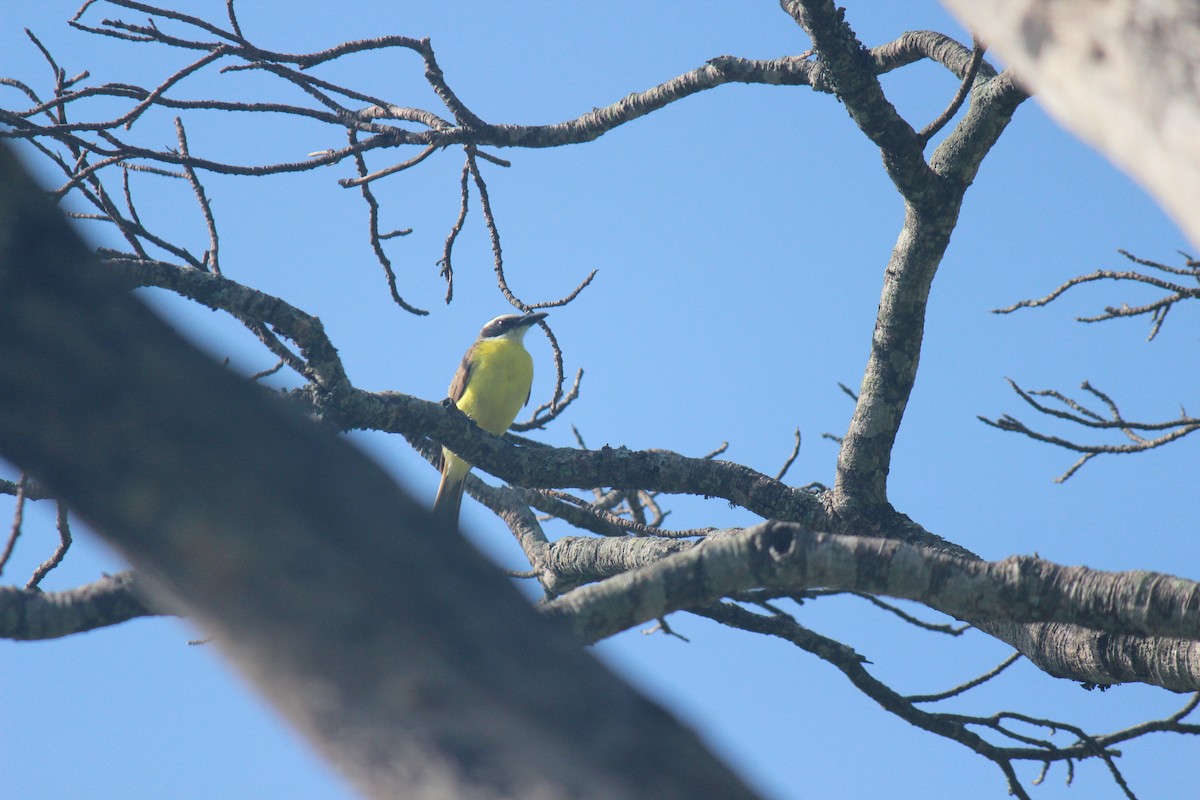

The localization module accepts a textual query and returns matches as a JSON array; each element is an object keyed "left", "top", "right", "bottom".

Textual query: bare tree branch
[
  {"left": 782, "top": 0, "right": 933, "bottom": 195},
  {"left": 0, "top": 570, "right": 167, "bottom": 639},
  {"left": 353, "top": 389, "right": 831, "bottom": 528},
  {"left": 981, "top": 379, "right": 1200, "bottom": 481},
  {"left": 770, "top": 2, "right": 1032, "bottom": 520},
  {"left": 774, "top": 427, "right": 803, "bottom": 481},
  {"left": 25, "top": 501, "right": 72, "bottom": 589},
  {"left": 986, "top": 249, "right": 1199, "bottom": 477},
  {"left": 0, "top": 473, "right": 29, "bottom": 575},
  {"left": 906, "top": 652, "right": 1022, "bottom": 703},
  {"left": 346, "top": 128, "right": 425, "bottom": 316},
  {"left": 918, "top": 35, "right": 986, "bottom": 143},
  {"left": 542, "top": 523, "right": 1200, "bottom": 691},
  {"left": 996, "top": 250, "right": 1200, "bottom": 341}
]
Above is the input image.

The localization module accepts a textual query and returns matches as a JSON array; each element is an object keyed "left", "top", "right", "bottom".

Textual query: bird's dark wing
[{"left": 447, "top": 349, "right": 473, "bottom": 404}]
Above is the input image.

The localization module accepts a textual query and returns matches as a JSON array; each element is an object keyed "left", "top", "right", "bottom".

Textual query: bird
[{"left": 433, "top": 310, "right": 548, "bottom": 525}]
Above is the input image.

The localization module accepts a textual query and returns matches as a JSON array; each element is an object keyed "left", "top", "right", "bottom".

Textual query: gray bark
[{"left": 940, "top": 0, "right": 1200, "bottom": 247}]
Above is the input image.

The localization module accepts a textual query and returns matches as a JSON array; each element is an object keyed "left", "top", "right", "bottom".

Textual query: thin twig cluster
[{"left": 987, "top": 250, "right": 1199, "bottom": 480}]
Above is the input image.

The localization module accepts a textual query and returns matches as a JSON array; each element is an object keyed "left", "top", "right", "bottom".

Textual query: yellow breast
[{"left": 455, "top": 337, "right": 534, "bottom": 435}]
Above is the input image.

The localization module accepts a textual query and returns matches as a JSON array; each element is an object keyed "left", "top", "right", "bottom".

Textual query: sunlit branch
[{"left": 541, "top": 523, "right": 1200, "bottom": 687}]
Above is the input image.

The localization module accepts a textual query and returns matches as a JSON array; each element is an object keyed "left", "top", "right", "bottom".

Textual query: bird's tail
[{"left": 433, "top": 449, "right": 469, "bottom": 527}]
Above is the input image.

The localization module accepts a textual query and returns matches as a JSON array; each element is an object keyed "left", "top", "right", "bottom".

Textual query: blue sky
[{"left": 2, "top": 2, "right": 1197, "bottom": 798}]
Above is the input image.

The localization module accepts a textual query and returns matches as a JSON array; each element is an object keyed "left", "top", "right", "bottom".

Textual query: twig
[
  {"left": 918, "top": 35, "right": 985, "bottom": 144},
  {"left": 250, "top": 358, "right": 287, "bottom": 381},
  {"left": 0, "top": 473, "right": 28, "bottom": 575},
  {"left": 775, "top": 427, "right": 802, "bottom": 481},
  {"left": 536, "top": 489, "right": 719, "bottom": 539},
  {"left": 466, "top": 147, "right": 516, "bottom": 305},
  {"left": 908, "top": 652, "right": 1022, "bottom": 703},
  {"left": 438, "top": 159, "right": 471, "bottom": 303},
  {"left": 348, "top": 129, "right": 427, "bottom": 315},
  {"left": 174, "top": 117, "right": 220, "bottom": 275},
  {"left": 994, "top": 250, "right": 1200, "bottom": 341},
  {"left": 852, "top": 591, "right": 968, "bottom": 635},
  {"left": 642, "top": 617, "right": 690, "bottom": 641},
  {"left": 339, "top": 143, "right": 437, "bottom": 188},
  {"left": 26, "top": 502, "right": 73, "bottom": 589},
  {"left": 981, "top": 379, "right": 1200, "bottom": 481}
]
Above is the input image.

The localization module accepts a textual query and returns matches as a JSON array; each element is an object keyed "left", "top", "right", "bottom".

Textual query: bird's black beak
[{"left": 521, "top": 311, "right": 548, "bottom": 326}]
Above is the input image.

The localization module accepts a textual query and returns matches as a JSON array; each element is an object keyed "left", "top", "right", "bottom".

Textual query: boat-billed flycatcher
[{"left": 433, "top": 311, "right": 547, "bottom": 525}]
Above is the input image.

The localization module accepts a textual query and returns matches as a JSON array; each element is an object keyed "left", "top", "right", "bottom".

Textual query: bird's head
[{"left": 477, "top": 311, "right": 548, "bottom": 342}]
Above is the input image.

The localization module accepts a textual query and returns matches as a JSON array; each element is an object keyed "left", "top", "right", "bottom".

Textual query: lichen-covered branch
[
  {"left": 541, "top": 523, "right": 1200, "bottom": 693},
  {"left": 781, "top": 0, "right": 933, "bottom": 195},
  {"left": 771, "top": 1, "right": 1029, "bottom": 518}
]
